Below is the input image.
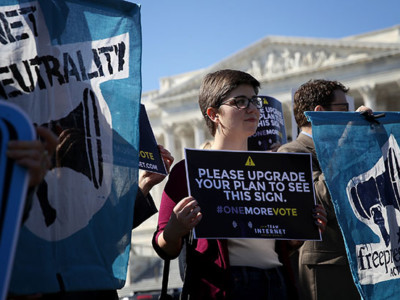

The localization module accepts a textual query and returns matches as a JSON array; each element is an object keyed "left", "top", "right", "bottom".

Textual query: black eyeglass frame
[
  {"left": 321, "top": 102, "right": 350, "bottom": 111},
  {"left": 219, "top": 96, "right": 264, "bottom": 110}
]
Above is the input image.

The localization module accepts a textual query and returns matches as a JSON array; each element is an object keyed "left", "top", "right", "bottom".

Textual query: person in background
[
  {"left": 278, "top": 79, "right": 371, "bottom": 300},
  {"left": 152, "top": 69, "right": 327, "bottom": 300}
]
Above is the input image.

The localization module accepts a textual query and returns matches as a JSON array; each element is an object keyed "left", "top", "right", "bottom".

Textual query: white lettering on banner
[
  {"left": 4, "top": 2, "right": 133, "bottom": 241},
  {"left": 194, "top": 165, "right": 311, "bottom": 206},
  {"left": 257, "top": 105, "right": 285, "bottom": 128},
  {"left": 357, "top": 241, "right": 400, "bottom": 284},
  {"left": 0, "top": 40, "right": 127, "bottom": 99},
  {"left": 139, "top": 161, "right": 158, "bottom": 171},
  {"left": 247, "top": 170, "right": 306, "bottom": 182},
  {"left": 198, "top": 168, "right": 245, "bottom": 180},
  {"left": 252, "top": 128, "right": 280, "bottom": 137},
  {"left": 0, "top": 3, "right": 130, "bottom": 126},
  {"left": 348, "top": 135, "right": 400, "bottom": 285},
  {"left": 254, "top": 227, "right": 286, "bottom": 235}
]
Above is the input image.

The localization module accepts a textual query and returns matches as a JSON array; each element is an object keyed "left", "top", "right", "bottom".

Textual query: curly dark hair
[
  {"left": 198, "top": 69, "right": 260, "bottom": 136},
  {"left": 294, "top": 79, "right": 349, "bottom": 128}
]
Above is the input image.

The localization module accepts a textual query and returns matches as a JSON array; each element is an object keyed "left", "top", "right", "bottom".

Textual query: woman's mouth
[{"left": 245, "top": 117, "right": 258, "bottom": 122}]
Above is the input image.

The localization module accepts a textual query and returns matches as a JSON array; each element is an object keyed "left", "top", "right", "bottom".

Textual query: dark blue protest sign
[
  {"left": 306, "top": 111, "right": 400, "bottom": 300},
  {"left": 0, "top": 102, "right": 34, "bottom": 300},
  {"left": 139, "top": 104, "right": 167, "bottom": 175},
  {"left": 248, "top": 96, "right": 287, "bottom": 151},
  {"left": 3, "top": 0, "right": 142, "bottom": 294},
  {"left": 185, "top": 148, "right": 320, "bottom": 240}
]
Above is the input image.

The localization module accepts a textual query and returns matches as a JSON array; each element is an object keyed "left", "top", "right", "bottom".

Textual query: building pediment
[
  {"left": 142, "top": 27, "right": 400, "bottom": 114},
  {"left": 225, "top": 36, "right": 400, "bottom": 82}
]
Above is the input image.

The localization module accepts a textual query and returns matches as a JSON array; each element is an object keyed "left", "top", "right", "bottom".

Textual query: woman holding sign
[{"left": 152, "top": 69, "right": 326, "bottom": 300}]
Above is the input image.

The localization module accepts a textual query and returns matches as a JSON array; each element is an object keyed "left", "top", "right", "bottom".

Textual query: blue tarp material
[
  {"left": 306, "top": 111, "right": 400, "bottom": 300},
  {"left": 2, "top": 0, "right": 142, "bottom": 294}
]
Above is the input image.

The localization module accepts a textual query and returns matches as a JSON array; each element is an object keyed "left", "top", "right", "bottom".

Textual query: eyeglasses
[
  {"left": 322, "top": 103, "right": 349, "bottom": 111},
  {"left": 219, "top": 96, "right": 263, "bottom": 110}
]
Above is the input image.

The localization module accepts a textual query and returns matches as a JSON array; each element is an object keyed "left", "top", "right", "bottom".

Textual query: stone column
[
  {"left": 358, "top": 84, "right": 377, "bottom": 110},
  {"left": 155, "top": 134, "right": 164, "bottom": 148},
  {"left": 193, "top": 119, "right": 206, "bottom": 148},
  {"left": 125, "top": 261, "right": 131, "bottom": 286},
  {"left": 162, "top": 124, "right": 176, "bottom": 160},
  {"left": 176, "top": 125, "right": 192, "bottom": 160}
]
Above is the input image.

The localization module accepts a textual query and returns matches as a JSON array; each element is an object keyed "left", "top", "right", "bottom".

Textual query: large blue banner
[
  {"left": 1, "top": 0, "right": 142, "bottom": 294},
  {"left": 306, "top": 111, "right": 400, "bottom": 300}
]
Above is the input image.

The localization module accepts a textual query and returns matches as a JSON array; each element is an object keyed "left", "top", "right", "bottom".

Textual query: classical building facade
[
  {"left": 122, "top": 24, "right": 400, "bottom": 296},
  {"left": 144, "top": 24, "right": 400, "bottom": 164}
]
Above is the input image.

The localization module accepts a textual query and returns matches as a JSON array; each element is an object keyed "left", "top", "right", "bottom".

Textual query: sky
[{"left": 135, "top": 0, "right": 399, "bottom": 92}]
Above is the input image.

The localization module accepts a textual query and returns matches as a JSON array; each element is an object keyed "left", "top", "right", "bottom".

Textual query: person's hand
[
  {"left": 313, "top": 204, "right": 327, "bottom": 233},
  {"left": 7, "top": 126, "right": 58, "bottom": 187},
  {"left": 267, "top": 142, "right": 282, "bottom": 152},
  {"left": 165, "top": 196, "right": 202, "bottom": 240},
  {"left": 139, "top": 145, "right": 174, "bottom": 196},
  {"left": 159, "top": 144, "right": 174, "bottom": 173},
  {"left": 288, "top": 205, "right": 326, "bottom": 250},
  {"left": 158, "top": 196, "right": 202, "bottom": 256},
  {"left": 356, "top": 105, "right": 373, "bottom": 115},
  {"left": 287, "top": 240, "right": 304, "bottom": 251}
]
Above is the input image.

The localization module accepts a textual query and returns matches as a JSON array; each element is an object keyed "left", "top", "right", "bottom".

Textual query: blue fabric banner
[
  {"left": 1, "top": 0, "right": 142, "bottom": 294},
  {"left": 306, "top": 111, "right": 400, "bottom": 300}
]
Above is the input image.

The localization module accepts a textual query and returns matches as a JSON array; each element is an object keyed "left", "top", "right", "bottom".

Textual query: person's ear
[
  {"left": 314, "top": 105, "right": 325, "bottom": 112},
  {"left": 206, "top": 107, "right": 219, "bottom": 122}
]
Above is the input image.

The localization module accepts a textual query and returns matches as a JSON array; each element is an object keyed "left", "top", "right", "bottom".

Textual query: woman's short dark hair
[
  {"left": 294, "top": 79, "right": 349, "bottom": 128},
  {"left": 198, "top": 69, "right": 260, "bottom": 136}
]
